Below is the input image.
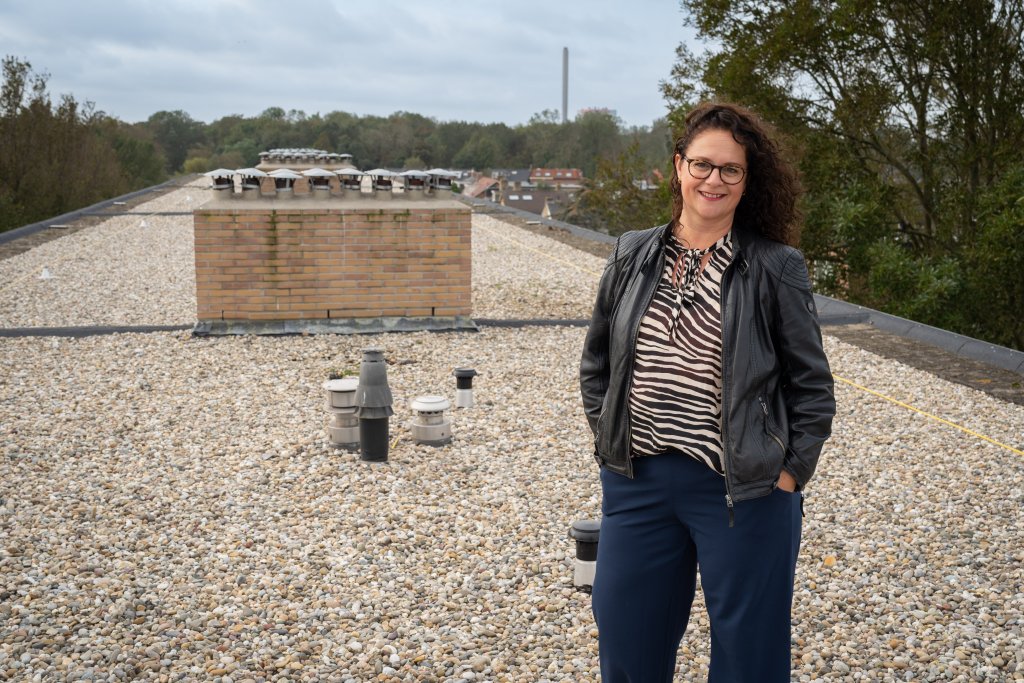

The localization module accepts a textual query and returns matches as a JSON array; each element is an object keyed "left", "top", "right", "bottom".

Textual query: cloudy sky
[{"left": 0, "top": 1, "right": 698, "bottom": 128}]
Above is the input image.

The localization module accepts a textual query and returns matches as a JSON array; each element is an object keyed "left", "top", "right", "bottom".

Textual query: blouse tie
[{"left": 670, "top": 244, "right": 712, "bottom": 305}]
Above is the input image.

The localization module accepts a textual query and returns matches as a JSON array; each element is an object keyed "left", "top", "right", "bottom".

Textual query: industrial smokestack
[{"left": 562, "top": 47, "right": 569, "bottom": 124}]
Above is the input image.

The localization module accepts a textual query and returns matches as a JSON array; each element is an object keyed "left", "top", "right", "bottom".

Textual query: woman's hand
[{"left": 777, "top": 470, "right": 798, "bottom": 493}]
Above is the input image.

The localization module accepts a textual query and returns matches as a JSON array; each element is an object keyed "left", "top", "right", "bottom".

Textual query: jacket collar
[{"left": 660, "top": 219, "right": 756, "bottom": 257}]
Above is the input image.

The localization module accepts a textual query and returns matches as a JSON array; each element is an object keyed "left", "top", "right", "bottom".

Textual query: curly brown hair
[{"left": 669, "top": 101, "right": 801, "bottom": 246}]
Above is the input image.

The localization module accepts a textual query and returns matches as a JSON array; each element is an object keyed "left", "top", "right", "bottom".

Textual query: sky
[{"left": 0, "top": 1, "right": 698, "bottom": 128}]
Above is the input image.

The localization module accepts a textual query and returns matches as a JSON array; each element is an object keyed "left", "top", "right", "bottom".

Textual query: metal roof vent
[
  {"left": 453, "top": 367, "right": 477, "bottom": 408},
  {"left": 355, "top": 348, "right": 394, "bottom": 461},
  {"left": 204, "top": 168, "right": 236, "bottom": 193},
  {"left": 337, "top": 168, "right": 365, "bottom": 198},
  {"left": 365, "top": 169, "right": 396, "bottom": 200},
  {"left": 324, "top": 378, "right": 360, "bottom": 449},
  {"left": 269, "top": 168, "right": 302, "bottom": 198},
  {"left": 401, "top": 170, "right": 430, "bottom": 198},
  {"left": 410, "top": 395, "right": 452, "bottom": 446},
  {"left": 236, "top": 167, "right": 267, "bottom": 199},
  {"left": 428, "top": 168, "right": 457, "bottom": 197},
  {"left": 569, "top": 519, "right": 601, "bottom": 590},
  {"left": 303, "top": 167, "right": 335, "bottom": 198}
]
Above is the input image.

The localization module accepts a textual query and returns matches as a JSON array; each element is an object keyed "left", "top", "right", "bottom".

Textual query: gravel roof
[{"left": 1, "top": 181, "right": 1022, "bottom": 681}]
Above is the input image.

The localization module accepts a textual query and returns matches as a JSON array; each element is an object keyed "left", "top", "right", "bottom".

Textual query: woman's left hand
[{"left": 777, "top": 470, "right": 798, "bottom": 492}]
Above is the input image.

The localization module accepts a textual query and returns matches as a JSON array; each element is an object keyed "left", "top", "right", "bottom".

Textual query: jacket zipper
[
  {"left": 719, "top": 255, "right": 738, "bottom": 527},
  {"left": 622, "top": 244, "right": 667, "bottom": 479},
  {"left": 759, "top": 395, "right": 786, "bottom": 454}
]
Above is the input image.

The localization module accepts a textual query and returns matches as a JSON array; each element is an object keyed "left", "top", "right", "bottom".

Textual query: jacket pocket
[
  {"left": 758, "top": 395, "right": 786, "bottom": 466},
  {"left": 595, "top": 407, "right": 609, "bottom": 455}
]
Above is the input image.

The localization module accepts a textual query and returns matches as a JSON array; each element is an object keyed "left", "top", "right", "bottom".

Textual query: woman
[{"left": 579, "top": 101, "right": 835, "bottom": 682}]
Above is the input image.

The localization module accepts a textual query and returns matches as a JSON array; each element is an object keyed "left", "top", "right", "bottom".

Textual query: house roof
[
  {"left": 462, "top": 176, "right": 498, "bottom": 198},
  {"left": 530, "top": 168, "right": 583, "bottom": 181},
  {"left": 491, "top": 169, "right": 533, "bottom": 184},
  {"left": 501, "top": 187, "right": 576, "bottom": 217}
]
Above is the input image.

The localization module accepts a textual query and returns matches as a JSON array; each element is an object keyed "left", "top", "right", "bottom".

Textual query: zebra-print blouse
[{"left": 627, "top": 231, "right": 733, "bottom": 475}]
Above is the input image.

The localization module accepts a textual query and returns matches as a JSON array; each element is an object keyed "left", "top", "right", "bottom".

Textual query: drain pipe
[
  {"left": 453, "top": 367, "right": 477, "bottom": 408},
  {"left": 355, "top": 348, "right": 393, "bottom": 461},
  {"left": 569, "top": 519, "right": 601, "bottom": 591}
]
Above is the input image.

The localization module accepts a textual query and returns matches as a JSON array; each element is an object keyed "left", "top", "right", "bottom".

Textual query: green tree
[
  {"left": 102, "top": 121, "right": 167, "bottom": 186},
  {"left": 522, "top": 110, "right": 564, "bottom": 167},
  {"left": 147, "top": 109, "right": 205, "bottom": 173},
  {"left": 668, "top": 0, "right": 1024, "bottom": 248},
  {"left": 663, "top": 0, "right": 1024, "bottom": 348},
  {"left": 427, "top": 120, "right": 477, "bottom": 167},
  {"left": 566, "top": 143, "right": 672, "bottom": 235},
  {"left": 567, "top": 109, "right": 626, "bottom": 177},
  {"left": 961, "top": 165, "right": 1024, "bottom": 349},
  {"left": 0, "top": 56, "right": 152, "bottom": 232},
  {"left": 453, "top": 131, "right": 502, "bottom": 169},
  {"left": 403, "top": 155, "right": 427, "bottom": 170}
]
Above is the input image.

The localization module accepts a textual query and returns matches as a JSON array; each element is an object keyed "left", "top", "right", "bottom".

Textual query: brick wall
[{"left": 193, "top": 200, "right": 471, "bottom": 325}]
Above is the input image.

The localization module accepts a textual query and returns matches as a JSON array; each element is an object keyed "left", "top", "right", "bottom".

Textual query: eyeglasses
[{"left": 680, "top": 156, "right": 746, "bottom": 185}]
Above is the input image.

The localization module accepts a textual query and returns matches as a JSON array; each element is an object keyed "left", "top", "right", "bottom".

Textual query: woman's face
[{"left": 675, "top": 128, "right": 747, "bottom": 230}]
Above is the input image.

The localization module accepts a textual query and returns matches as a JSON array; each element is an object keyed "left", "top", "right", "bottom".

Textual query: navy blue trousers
[{"left": 592, "top": 453, "right": 802, "bottom": 683}]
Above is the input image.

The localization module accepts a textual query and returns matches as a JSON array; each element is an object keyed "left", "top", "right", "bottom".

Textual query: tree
[
  {"left": 403, "top": 155, "right": 427, "bottom": 170},
  {"left": 961, "top": 165, "right": 1024, "bottom": 349},
  {"left": 426, "top": 120, "right": 476, "bottom": 167},
  {"left": 101, "top": 120, "right": 167, "bottom": 186},
  {"left": 147, "top": 109, "right": 205, "bottom": 173},
  {"left": 566, "top": 143, "right": 672, "bottom": 235},
  {"left": 663, "top": 0, "right": 1024, "bottom": 348},
  {"left": 565, "top": 109, "right": 626, "bottom": 177},
  {"left": 453, "top": 131, "right": 502, "bottom": 169},
  {"left": 668, "top": 0, "right": 1024, "bottom": 249},
  {"left": 0, "top": 55, "right": 161, "bottom": 233}
]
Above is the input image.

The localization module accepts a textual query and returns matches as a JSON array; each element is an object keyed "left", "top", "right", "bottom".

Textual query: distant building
[
  {"left": 500, "top": 186, "right": 577, "bottom": 220},
  {"left": 529, "top": 168, "right": 584, "bottom": 189},
  {"left": 491, "top": 169, "right": 535, "bottom": 192},
  {"left": 461, "top": 168, "right": 582, "bottom": 219},
  {"left": 462, "top": 176, "right": 499, "bottom": 200}
]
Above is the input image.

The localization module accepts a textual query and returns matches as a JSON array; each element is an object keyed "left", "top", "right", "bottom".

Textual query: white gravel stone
[
  {"left": 1, "top": 197, "right": 1022, "bottom": 681},
  {"left": 471, "top": 214, "right": 604, "bottom": 320},
  {"left": 0, "top": 180, "right": 203, "bottom": 328}
]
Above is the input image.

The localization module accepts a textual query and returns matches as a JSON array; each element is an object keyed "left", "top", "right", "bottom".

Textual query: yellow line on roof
[
  {"left": 834, "top": 374, "right": 1023, "bottom": 456},
  {"left": 478, "top": 218, "right": 1023, "bottom": 458}
]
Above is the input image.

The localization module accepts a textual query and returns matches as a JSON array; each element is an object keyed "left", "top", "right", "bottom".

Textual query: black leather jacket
[{"left": 580, "top": 222, "right": 835, "bottom": 506}]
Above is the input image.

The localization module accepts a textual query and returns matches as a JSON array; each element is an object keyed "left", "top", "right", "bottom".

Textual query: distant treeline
[
  {"left": 0, "top": 52, "right": 672, "bottom": 234},
  {"left": 177, "top": 107, "right": 671, "bottom": 182},
  {"left": 0, "top": 57, "right": 166, "bottom": 232}
]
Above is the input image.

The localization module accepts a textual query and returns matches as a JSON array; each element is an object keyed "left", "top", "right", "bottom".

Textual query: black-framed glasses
[{"left": 680, "top": 156, "right": 746, "bottom": 185}]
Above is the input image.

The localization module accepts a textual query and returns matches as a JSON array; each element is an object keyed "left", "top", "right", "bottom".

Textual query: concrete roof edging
[
  {"left": 814, "top": 294, "right": 1024, "bottom": 375},
  {"left": 0, "top": 176, "right": 193, "bottom": 246}
]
